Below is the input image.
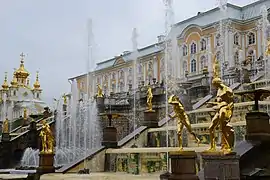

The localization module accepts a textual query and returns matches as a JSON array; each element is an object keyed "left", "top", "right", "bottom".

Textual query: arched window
[
  {"left": 183, "top": 61, "right": 187, "bottom": 72},
  {"left": 234, "top": 51, "right": 239, "bottom": 66},
  {"left": 234, "top": 33, "right": 239, "bottom": 45},
  {"left": 191, "top": 59, "right": 197, "bottom": 73},
  {"left": 119, "top": 82, "right": 124, "bottom": 92},
  {"left": 216, "top": 34, "right": 221, "bottom": 46},
  {"left": 248, "top": 32, "right": 255, "bottom": 45},
  {"left": 119, "top": 70, "right": 124, "bottom": 79},
  {"left": 128, "top": 68, "right": 132, "bottom": 76},
  {"left": 191, "top": 43, "right": 197, "bottom": 54},
  {"left": 182, "top": 45, "right": 188, "bottom": 56},
  {"left": 200, "top": 39, "right": 206, "bottom": 51},
  {"left": 248, "top": 49, "right": 256, "bottom": 68},
  {"left": 216, "top": 51, "right": 221, "bottom": 61},
  {"left": 138, "top": 64, "right": 142, "bottom": 73},
  {"left": 200, "top": 56, "right": 207, "bottom": 70}
]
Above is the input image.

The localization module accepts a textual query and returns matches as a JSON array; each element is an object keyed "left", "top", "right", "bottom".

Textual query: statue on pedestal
[
  {"left": 146, "top": 86, "right": 154, "bottom": 112},
  {"left": 97, "top": 84, "right": 103, "bottom": 97},
  {"left": 62, "top": 94, "right": 67, "bottom": 105},
  {"left": 168, "top": 95, "right": 200, "bottom": 150},
  {"left": 39, "top": 120, "right": 54, "bottom": 154},
  {"left": 206, "top": 77, "right": 234, "bottom": 153}
]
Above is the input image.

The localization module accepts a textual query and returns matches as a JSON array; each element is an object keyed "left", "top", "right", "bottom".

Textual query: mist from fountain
[
  {"left": 20, "top": 79, "right": 102, "bottom": 168},
  {"left": 132, "top": 28, "right": 138, "bottom": 137}
]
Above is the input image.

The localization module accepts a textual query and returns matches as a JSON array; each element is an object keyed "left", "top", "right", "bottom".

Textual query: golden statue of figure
[
  {"left": 97, "top": 84, "right": 103, "bottom": 97},
  {"left": 23, "top": 108, "right": 27, "bottom": 120},
  {"left": 146, "top": 86, "right": 154, "bottom": 112},
  {"left": 62, "top": 94, "right": 67, "bottom": 105},
  {"left": 206, "top": 77, "right": 234, "bottom": 153},
  {"left": 266, "top": 40, "right": 270, "bottom": 56},
  {"left": 2, "top": 118, "right": 9, "bottom": 133},
  {"left": 168, "top": 95, "right": 200, "bottom": 150},
  {"left": 39, "top": 120, "right": 54, "bottom": 154}
]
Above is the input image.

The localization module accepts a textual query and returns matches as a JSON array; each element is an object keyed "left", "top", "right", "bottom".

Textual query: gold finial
[
  {"left": 33, "top": 71, "right": 41, "bottom": 90},
  {"left": 15, "top": 52, "right": 30, "bottom": 85},
  {"left": 10, "top": 68, "right": 18, "bottom": 88},
  {"left": 20, "top": 52, "right": 25, "bottom": 63},
  {"left": 2, "top": 72, "right": 9, "bottom": 90}
]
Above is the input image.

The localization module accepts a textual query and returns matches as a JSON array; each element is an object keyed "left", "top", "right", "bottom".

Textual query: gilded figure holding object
[
  {"left": 40, "top": 120, "right": 54, "bottom": 154},
  {"left": 206, "top": 77, "right": 234, "bottom": 153},
  {"left": 168, "top": 95, "right": 200, "bottom": 150},
  {"left": 146, "top": 86, "right": 154, "bottom": 112},
  {"left": 97, "top": 84, "right": 103, "bottom": 97}
]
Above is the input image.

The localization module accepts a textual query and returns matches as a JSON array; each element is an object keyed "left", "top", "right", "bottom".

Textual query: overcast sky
[{"left": 0, "top": 0, "right": 258, "bottom": 105}]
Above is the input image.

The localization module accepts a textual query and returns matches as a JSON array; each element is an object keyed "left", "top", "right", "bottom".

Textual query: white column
[
  {"left": 241, "top": 32, "right": 246, "bottom": 59},
  {"left": 207, "top": 35, "right": 212, "bottom": 73},
  {"left": 153, "top": 56, "right": 158, "bottom": 79},
  {"left": 257, "top": 27, "right": 262, "bottom": 57},
  {"left": 229, "top": 30, "right": 234, "bottom": 68}
]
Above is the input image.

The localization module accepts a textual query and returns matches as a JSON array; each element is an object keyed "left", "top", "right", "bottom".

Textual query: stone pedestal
[
  {"left": 142, "top": 111, "right": 158, "bottom": 128},
  {"left": 1, "top": 132, "right": 10, "bottom": 141},
  {"left": 162, "top": 151, "right": 199, "bottom": 180},
  {"left": 201, "top": 152, "right": 240, "bottom": 180},
  {"left": 62, "top": 104, "right": 67, "bottom": 116},
  {"left": 96, "top": 97, "right": 105, "bottom": 113},
  {"left": 37, "top": 153, "right": 55, "bottom": 174},
  {"left": 245, "top": 112, "right": 270, "bottom": 141},
  {"left": 102, "top": 126, "right": 117, "bottom": 148}
]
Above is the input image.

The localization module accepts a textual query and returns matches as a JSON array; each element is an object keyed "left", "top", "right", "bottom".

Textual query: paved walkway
[{"left": 41, "top": 173, "right": 160, "bottom": 180}]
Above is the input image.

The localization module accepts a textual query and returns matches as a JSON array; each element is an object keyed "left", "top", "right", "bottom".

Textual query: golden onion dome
[
  {"left": 2, "top": 72, "right": 9, "bottom": 90},
  {"left": 33, "top": 71, "right": 41, "bottom": 90},
  {"left": 10, "top": 69, "right": 18, "bottom": 88},
  {"left": 14, "top": 53, "right": 30, "bottom": 79}
]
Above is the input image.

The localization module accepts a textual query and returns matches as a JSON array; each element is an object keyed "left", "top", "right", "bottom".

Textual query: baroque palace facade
[{"left": 70, "top": 0, "right": 270, "bottom": 104}]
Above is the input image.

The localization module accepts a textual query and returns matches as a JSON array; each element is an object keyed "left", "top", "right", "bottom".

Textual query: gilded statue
[
  {"left": 23, "top": 108, "right": 27, "bottom": 120},
  {"left": 62, "top": 94, "right": 67, "bottom": 105},
  {"left": 146, "top": 86, "right": 154, "bottom": 112},
  {"left": 168, "top": 95, "right": 200, "bottom": 150},
  {"left": 206, "top": 77, "right": 234, "bottom": 153},
  {"left": 2, "top": 118, "right": 9, "bottom": 133},
  {"left": 39, "top": 120, "right": 54, "bottom": 154},
  {"left": 97, "top": 84, "right": 103, "bottom": 97},
  {"left": 266, "top": 40, "right": 270, "bottom": 56}
]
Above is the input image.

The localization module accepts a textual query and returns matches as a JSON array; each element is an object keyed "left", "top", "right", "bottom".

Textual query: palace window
[
  {"left": 138, "top": 64, "right": 142, "bottom": 73},
  {"left": 216, "top": 34, "right": 221, "bottom": 46},
  {"left": 248, "top": 49, "right": 256, "bottom": 68},
  {"left": 183, "top": 61, "right": 187, "bottom": 72},
  {"left": 191, "top": 59, "right": 197, "bottom": 73},
  {"left": 80, "top": 82, "right": 84, "bottom": 89},
  {"left": 128, "top": 68, "right": 132, "bottom": 76},
  {"left": 37, "top": 93, "right": 39, "bottom": 99},
  {"left": 200, "top": 56, "right": 207, "bottom": 70},
  {"left": 200, "top": 39, "right": 206, "bottom": 51},
  {"left": 191, "top": 43, "right": 197, "bottom": 54},
  {"left": 13, "top": 90, "right": 16, "bottom": 96},
  {"left": 182, "top": 45, "right": 188, "bottom": 56},
  {"left": 234, "top": 33, "right": 239, "bottom": 45},
  {"left": 248, "top": 32, "right": 255, "bottom": 45},
  {"left": 216, "top": 51, "right": 221, "bottom": 61},
  {"left": 111, "top": 84, "right": 116, "bottom": 93},
  {"left": 119, "top": 70, "right": 124, "bottom": 79},
  {"left": 119, "top": 82, "right": 124, "bottom": 92},
  {"left": 234, "top": 51, "right": 239, "bottom": 66}
]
